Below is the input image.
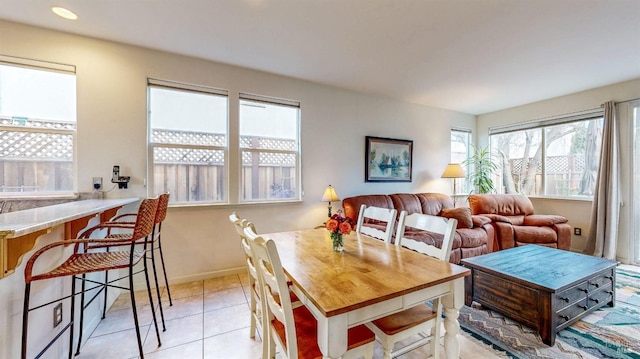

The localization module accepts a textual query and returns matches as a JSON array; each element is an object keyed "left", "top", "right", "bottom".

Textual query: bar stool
[
  {"left": 21, "top": 197, "right": 161, "bottom": 359},
  {"left": 103, "top": 193, "right": 172, "bottom": 306}
]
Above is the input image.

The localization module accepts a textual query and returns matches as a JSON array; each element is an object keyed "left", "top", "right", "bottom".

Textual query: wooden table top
[
  {"left": 461, "top": 244, "right": 618, "bottom": 291},
  {"left": 263, "top": 228, "right": 469, "bottom": 317}
]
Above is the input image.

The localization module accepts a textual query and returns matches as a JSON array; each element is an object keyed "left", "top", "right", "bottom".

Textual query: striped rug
[{"left": 459, "top": 266, "right": 640, "bottom": 359}]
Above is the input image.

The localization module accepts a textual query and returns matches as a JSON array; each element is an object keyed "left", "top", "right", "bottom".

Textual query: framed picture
[{"left": 365, "top": 136, "right": 413, "bottom": 182}]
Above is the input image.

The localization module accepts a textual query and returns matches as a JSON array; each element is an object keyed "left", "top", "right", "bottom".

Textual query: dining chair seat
[
  {"left": 272, "top": 304, "right": 375, "bottom": 359},
  {"left": 370, "top": 304, "right": 437, "bottom": 336}
]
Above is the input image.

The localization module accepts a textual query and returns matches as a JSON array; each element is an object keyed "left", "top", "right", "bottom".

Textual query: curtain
[{"left": 584, "top": 101, "right": 620, "bottom": 259}]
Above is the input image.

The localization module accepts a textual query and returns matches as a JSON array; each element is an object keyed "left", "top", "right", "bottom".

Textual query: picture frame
[{"left": 365, "top": 136, "right": 413, "bottom": 182}]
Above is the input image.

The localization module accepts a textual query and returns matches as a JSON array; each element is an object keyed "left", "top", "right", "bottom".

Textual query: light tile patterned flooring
[{"left": 77, "top": 273, "right": 504, "bottom": 359}]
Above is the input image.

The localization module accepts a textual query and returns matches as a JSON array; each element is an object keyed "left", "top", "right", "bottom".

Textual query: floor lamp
[{"left": 441, "top": 163, "right": 466, "bottom": 207}]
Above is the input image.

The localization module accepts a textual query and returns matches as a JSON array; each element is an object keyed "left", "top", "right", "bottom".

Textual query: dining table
[{"left": 262, "top": 228, "right": 470, "bottom": 359}]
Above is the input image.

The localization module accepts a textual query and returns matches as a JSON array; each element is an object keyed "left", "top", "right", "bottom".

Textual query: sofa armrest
[
  {"left": 523, "top": 214, "right": 568, "bottom": 226},
  {"left": 471, "top": 215, "right": 491, "bottom": 227},
  {"left": 482, "top": 214, "right": 524, "bottom": 225}
]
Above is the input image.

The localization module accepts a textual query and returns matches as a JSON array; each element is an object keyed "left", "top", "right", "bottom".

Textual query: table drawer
[
  {"left": 587, "top": 270, "right": 614, "bottom": 293},
  {"left": 557, "top": 298, "right": 588, "bottom": 325},
  {"left": 555, "top": 282, "right": 588, "bottom": 308},
  {"left": 588, "top": 283, "right": 614, "bottom": 309}
]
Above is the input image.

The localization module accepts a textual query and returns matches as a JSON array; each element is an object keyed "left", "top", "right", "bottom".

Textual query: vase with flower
[{"left": 325, "top": 212, "right": 354, "bottom": 252}]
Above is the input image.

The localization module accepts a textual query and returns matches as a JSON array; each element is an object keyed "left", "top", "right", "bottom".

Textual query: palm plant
[{"left": 463, "top": 145, "right": 497, "bottom": 194}]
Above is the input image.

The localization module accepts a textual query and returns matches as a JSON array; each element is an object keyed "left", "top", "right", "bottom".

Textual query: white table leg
[
  {"left": 442, "top": 277, "right": 464, "bottom": 359},
  {"left": 316, "top": 313, "right": 348, "bottom": 358}
]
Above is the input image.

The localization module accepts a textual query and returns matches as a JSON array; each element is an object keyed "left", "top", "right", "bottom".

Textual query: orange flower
[
  {"left": 339, "top": 221, "right": 352, "bottom": 235},
  {"left": 326, "top": 219, "right": 339, "bottom": 232}
]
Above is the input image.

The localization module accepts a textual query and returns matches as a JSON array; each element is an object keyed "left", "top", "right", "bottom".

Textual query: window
[
  {"left": 148, "top": 80, "right": 228, "bottom": 204},
  {"left": 239, "top": 94, "right": 300, "bottom": 202},
  {"left": 489, "top": 111, "right": 603, "bottom": 197},
  {"left": 0, "top": 58, "right": 76, "bottom": 195},
  {"left": 147, "top": 81, "right": 301, "bottom": 205},
  {"left": 450, "top": 129, "right": 471, "bottom": 194}
]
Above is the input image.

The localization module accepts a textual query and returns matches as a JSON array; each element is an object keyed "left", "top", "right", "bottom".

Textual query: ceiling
[{"left": 1, "top": 0, "right": 639, "bottom": 115}]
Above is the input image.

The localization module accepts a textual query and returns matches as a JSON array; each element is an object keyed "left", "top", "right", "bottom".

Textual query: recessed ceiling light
[{"left": 51, "top": 6, "right": 78, "bottom": 20}]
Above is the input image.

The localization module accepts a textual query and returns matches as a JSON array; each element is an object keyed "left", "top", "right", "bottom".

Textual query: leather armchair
[{"left": 468, "top": 194, "right": 571, "bottom": 250}]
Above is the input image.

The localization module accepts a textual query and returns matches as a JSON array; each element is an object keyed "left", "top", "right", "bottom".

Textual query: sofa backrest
[
  {"left": 342, "top": 194, "right": 394, "bottom": 223},
  {"left": 468, "top": 194, "right": 535, "bottom": 216},
  {"left": 390, "top": 193, "right": 453, "bottom": 216}
]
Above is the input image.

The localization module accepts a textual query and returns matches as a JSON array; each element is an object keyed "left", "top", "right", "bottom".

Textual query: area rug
[{"left": 459, "top": 266, "right": 640, "bottom": 359}]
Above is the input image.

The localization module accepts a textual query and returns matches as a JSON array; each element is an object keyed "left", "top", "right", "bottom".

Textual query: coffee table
[{"left": 461, "top": 245, "right": 617, "bottom": 346}]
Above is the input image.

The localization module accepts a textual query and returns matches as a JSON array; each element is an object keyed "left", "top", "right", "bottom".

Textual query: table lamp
[
  {"left": 322, "top": 185, "right": 340, "bottom": 218},
  {"left": 441, "top": 163, "right": 466, "bottom": 206}
]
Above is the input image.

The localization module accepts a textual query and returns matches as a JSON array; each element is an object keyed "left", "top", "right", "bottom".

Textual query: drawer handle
[
  {"left": 608, "top": 291, "right": 614, "bottom": 295},
  {"left": 579, "top": 288, "right": 589, "bottom": 293},
  {"left": 590, "top": 283, "right": 600, "bottom": 288},
  {"left": 589, "top": 298, "right": 600, "bottom": 304},
  {"left": 559, "top": 297, "right": 569, "bottom": 303},
  {"left": 605, "top": 276, "right": 614, "bottom": 280},
  {"left": 578, "top": 304, "right": 588, "bottom": 310},
  {"left": 560, "top": 315, "right": 569, "bottom": 321}
]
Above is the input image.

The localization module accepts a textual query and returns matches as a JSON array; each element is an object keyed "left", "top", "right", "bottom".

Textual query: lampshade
[
  {"left": 322, "top": 185, "right": 340, "bottom": 202},
  {"left": 441, "top": 163, "right": 466, "bottom": 178}
]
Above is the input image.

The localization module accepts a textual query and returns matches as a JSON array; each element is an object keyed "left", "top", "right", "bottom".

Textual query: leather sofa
[
  {"left": 468, "top": 194, "right": 571, "bottom": 251},
  {"left": 342, "top": 193, "right": 494, "bottom": 264}
]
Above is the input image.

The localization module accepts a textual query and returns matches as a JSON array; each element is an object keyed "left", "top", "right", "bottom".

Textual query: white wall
[
  {"left": 477, "top": 78, "right": 640, "bottom": 260},
  {"left": 0, "top": 19, "right": 477, "bottom": 356}
]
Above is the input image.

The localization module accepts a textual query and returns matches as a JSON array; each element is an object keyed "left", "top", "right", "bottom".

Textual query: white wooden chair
[
  {"left": 244, "top": 225, "right": 375, "bottom": 359},
  {"left": 229, "top": 212, "right": 302, "bottom": 359},
  {"left": 355, "top": 204, "right": 398, "bottom": 243},
  {"left": 229, "top": 212, "right": 262, "bottom": 340},
  {"left": 366, "top": 211, "right": 457, "bottom": 359}
]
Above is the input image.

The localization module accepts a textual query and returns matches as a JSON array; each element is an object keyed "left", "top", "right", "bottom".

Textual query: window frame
[
  {"left": 0, "top": 56, "right": 77, "bottom": 198},
  {"left": 147, "top": 79, "right": 229, "bottom": 205},
  {"left": 450, "top": 128, "right": 471, "bottom": 195},
  {"left": 146, "top": 80, "right": 302, "bottom": 206},
  {"left": 488, "top": 109, "right": 604, "bottom": 198},
  {"left": 238, "top": 92, "right": 302, "bottom": 203}
]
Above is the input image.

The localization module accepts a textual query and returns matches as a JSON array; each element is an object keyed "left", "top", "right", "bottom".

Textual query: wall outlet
[
  {"left": 93, "top": 177, "right": 102, "bottom": 190},
  {"left": 574, "top": 227, "right": 582, "bottom": 236},
  {"left": 53, "top": 303, "right": 62, "bottom": 328}
]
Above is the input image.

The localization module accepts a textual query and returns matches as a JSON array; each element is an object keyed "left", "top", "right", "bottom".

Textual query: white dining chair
[
  {"left": 244, "top": 225, "right": 375, "bottom": 359},
  {"left": 355, "top": 204, "right": 397, "bottom": 243},
  {"left": 366, "top": 211, "right": 457, "bottom": 359},
  {"left": 229, "top": 212, "right": 303, "bottom": 359},
  {"left": 229, "top": 212, "right": 263, "bottom": 341}
]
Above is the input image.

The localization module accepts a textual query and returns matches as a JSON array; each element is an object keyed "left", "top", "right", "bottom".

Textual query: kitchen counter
[{"left": 0, "top": 198, "right": 138, "bottom": 278}]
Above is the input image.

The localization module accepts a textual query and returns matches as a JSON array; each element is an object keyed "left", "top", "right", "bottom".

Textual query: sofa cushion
[
  {"left": 342, "top": 194, "right": 394, "bottom": 223},
  {"left": 469, "top": 194, "right": 535, "bottom": 216},
  {"left": 471, "top": 215, "right": 491, "bottom": 227},
  {"left": 415, "top": 193, "right": 453, "bottom": 215},
  {"left": 441, "top": 207, "right": 473, "bottom": 229},
  {"left": 523, "top": 214, "right": 568, "bottom": 226}
]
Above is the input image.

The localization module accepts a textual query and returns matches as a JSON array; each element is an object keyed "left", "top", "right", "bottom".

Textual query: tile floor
[{"left": 76, "top": 272, "right": 505, "bottom": 359}]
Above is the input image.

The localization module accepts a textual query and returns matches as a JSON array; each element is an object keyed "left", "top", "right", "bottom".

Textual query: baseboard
[{"left": 167, "top": 267, "right": 246, "bottom": 285}]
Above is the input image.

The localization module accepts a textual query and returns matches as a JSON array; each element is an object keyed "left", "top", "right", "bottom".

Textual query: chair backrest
[
  {"left": 244, "top": 225, "right": 299, "bottom": 359},
  {"left": 131, "top": 197, "right": 159, "bottom": 241},
  {"left": 395, "top": 211, "right": 457, "bottom": 261},
  {"left": 154, "top": 192, "right": 170, "bottom": 224},
  {"left": 356, "top": 204, "right": 397, "bottom": 243},
  {"left": 229, "top": 212, "right": 259, "bottom": 284}
]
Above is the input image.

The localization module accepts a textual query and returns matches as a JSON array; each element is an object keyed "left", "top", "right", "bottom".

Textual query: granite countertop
[{"left": 0, "top": 198, "right": 139, "bottom": 238}]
